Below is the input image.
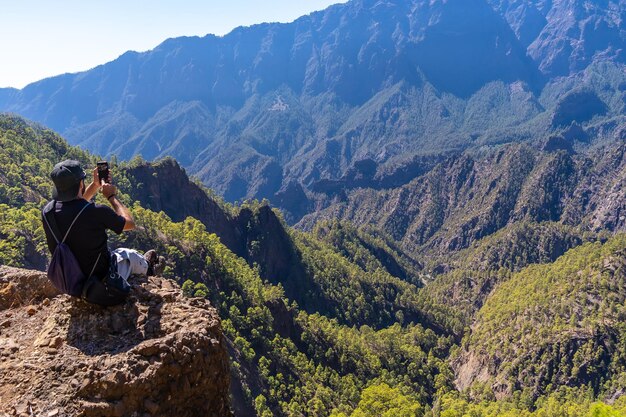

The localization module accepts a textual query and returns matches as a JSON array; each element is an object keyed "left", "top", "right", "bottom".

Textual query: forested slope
[
  {"left": 456, "top": 236, "right": 626, "bottom": 402},
  {"left": 0, "top": 115, "right": 451, "bottom": 415},
  {"left": 2, "top": 114, "right": 626, "bottom": 416}
]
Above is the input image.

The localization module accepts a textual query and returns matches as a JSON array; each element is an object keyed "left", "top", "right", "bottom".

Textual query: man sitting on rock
[{"left": 41, "top": 160, "right": 164, "bottom": 304}]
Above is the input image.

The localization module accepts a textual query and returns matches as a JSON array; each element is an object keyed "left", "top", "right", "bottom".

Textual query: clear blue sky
[{"left": 0, "top": 1, "right": 346, "bottom": 89}]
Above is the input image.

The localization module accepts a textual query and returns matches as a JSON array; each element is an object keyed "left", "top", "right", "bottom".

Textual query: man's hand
[
  {"left": 91, "top": 167, "right": 101, "bottom": 188},
  {"left": 92, "top": 166, "right": 112, "bottom": 186},
  {"left": 102, "top": 182, "right": 135, "bottom": 231},
  {"left": 83, "top": 167, "right": 104, "bottom": 201},
  {"left": 101, "top": 182, "right": 117, "bottom": 200}
]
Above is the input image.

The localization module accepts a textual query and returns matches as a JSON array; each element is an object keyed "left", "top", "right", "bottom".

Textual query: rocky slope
[
  {"left": 0, "top": 266, "right": 231, "bottom": 417},
  {"left": 300, "top": 141, "right": 626, "bottom": 258},
  {"left": 120, "top": 160, "right": 312, "bottom": 299},
  {"left": 122, "top": 158, "right": 241, "bottom": 250},
  {"left": 487, "top": 0, "right": 625, "bottom": 76}
]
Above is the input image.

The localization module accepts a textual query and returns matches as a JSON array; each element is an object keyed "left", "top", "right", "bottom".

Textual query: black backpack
[{"left": 42, "top": 200, "right": 99, "bottom": 297}]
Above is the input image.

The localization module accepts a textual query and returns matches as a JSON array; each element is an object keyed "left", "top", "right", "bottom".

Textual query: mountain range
[
  {"left": 2, "top": 111, "right": 626, "bottom": 415},
  {"left": 1, "top": 0, "right": 626, "bottom": 414},
  {"left": 0, "top": 0, "right": 624, "bottom": 222}
]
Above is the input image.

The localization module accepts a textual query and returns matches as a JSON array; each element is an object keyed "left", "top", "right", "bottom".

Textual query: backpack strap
[
  {"left": 61, "top": 202, "right": 91, "bottom": 244},
  {"left": 42, "top": 200, "right": 61, "bottom": 244},
  {"left": 42, "top": 200, "right": 91, "bottom": 244},
  {"left": 88, "top": 252, "right": 102, "bottom": 278}
]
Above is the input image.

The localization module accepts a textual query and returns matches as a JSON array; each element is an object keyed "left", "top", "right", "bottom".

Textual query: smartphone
[{"left": 97, "top": 161, "right": 109, "bottom": 183}]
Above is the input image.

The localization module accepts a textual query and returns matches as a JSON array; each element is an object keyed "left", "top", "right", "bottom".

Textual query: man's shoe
[
  {"left": 153, "top": 256, "right": 166, "bottom": 276},
  {"left": 144, "top": 250, "right": 159, "bottom": 276}
]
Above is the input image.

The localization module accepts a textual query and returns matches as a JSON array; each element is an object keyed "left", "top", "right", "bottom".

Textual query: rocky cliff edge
[{"left": 0, "top": 266, "right": 231, "bottom": 417}]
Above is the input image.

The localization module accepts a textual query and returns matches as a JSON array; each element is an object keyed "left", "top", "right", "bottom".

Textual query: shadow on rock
[{"left": 67, "top": 275, "right": 164, "bottom": 356}]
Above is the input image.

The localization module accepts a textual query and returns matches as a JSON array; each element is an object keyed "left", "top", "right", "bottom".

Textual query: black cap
[{"left": 50, "top": 160, "right": 86, "bottom": 202}]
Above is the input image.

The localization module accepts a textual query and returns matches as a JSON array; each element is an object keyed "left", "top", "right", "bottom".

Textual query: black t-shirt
[{"left": 42, "top": 199, "right": 126, "bottom": 278}]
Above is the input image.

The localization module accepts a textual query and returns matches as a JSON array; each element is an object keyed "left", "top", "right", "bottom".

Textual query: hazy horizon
[{"left": 0, "top": 0, "right": 345, "bottom": 89}]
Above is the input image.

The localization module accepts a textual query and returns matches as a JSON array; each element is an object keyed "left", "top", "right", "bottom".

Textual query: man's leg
[{"left": 112, "top": 248, "right": 149, "bottom": 281}]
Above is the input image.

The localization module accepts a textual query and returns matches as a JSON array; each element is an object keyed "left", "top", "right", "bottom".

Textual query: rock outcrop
[
  {"left": 122, "top": 166, "right": 315, "bottom": 311},
  {"left": 0, "top": 266, "right": 231, "bottom": 417},
  {"left": 123, "top": 158, "right": 241, "bottom": 251}
]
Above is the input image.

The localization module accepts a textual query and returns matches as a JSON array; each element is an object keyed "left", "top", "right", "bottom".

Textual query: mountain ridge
[
  {"left": 299, "top": 141, "right": 626, "bottom": 260},
  {"left": 1, "top": 0, "right": 623, "bottom": 220}
]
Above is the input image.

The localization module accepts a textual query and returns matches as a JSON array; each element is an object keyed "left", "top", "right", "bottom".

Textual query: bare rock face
[
  {"left": 0, "top": 266, "right": 231, "bottom": 417},
  {"left": 122, "top": 158, "right": 241, "bottom": 251}
]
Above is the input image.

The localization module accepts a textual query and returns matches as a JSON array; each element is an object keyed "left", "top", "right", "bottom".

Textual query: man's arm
[
  {"left": 102, "top": 183, "right": 136, "bottom": 231},
  {"left": 83, "top": 167, "right": 107, "bottom": 201}
]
